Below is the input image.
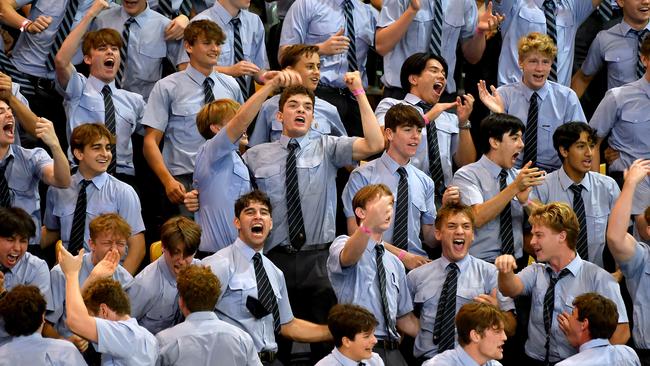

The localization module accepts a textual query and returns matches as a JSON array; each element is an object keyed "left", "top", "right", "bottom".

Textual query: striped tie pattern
[
  {"left": 429, "top": 0, "right": 443, "bottom": 56},
  {"left": 393, "top": 167, "right": 409, "bottom": 250},
  {"left": 543, "top": 0, "right": 558, "bottom": 81},
  {"left": 286, "top": 140, "right": 306, "bottom": 249},
  {"left": 597, "top": 0, "right": 613, "bottom": 22},
  {"left": 343, "top": 0, "right": 358, "bottom": 72},
  {"left": 101, "top": 85, "right": 117, "bottom": 175},
  {"left": 69, "top": 180, "right": 91, "bottom": 255},
  {"left": 499, "top": 170, "right": 515, "bottom": 255},
  {"left": 178, "top": 0, "right": 191, "bottom": 17},
  {"left": 230, "top": 18, "right": 249, "bottom": 98},
  {"left": 570, "top": 184, "right": 589, "bottom": 260},
  {"left": 0, "top": 51, "right": 35, "bottom": 97},
  {"left": 116, "top": 17, "right": 135, "bottom": 89},
  {"left": 157, "top": 0, "right": 174, "bottom": 18},
  {"left": 46, "top": 0, "right": 81, "bottom": 71},
  {"left": 425, "top": 121, "right": 445, "bottom": 195},
  {"left": 0, "top": 157, "right": 13, "bottom": 208},
  {"left": 203, "top": 78, "right": 215, "bottom": 104},
  {"left": 523, "top": 92, "right": 539, "bottom": 166},
  {"left": 433, "top": 262, "right": 459, "bottom": 352},
  {"left": 253, "top": 253, "right": 281, "bottom": 334},
  {"left": 635, "top": 30, "right": 649, "bottom": 79},
  {"left": 543, "top": 267, "right": 571, "bottom": 364},
  {"left": 375, "top": 244, "right": 397, "bottom": 340}
]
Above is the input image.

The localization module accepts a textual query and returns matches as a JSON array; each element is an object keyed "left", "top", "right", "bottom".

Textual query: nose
[
  {"left": 370, "top": 334, "right": 377, "bottom": 346},
  {"left": 585, "top": 145, "right": 594, "bottom": 156}
]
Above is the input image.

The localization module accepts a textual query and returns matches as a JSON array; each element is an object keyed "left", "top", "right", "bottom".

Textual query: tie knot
[
  {"left": 547, "top": 266, "right": 571, "bottom": 281},
  {"left": 530, "top": 92, "right": 539, "bottom": 102},
  {"left": 544, "top": 0, "right": 556, "bottom": 9},
  {"left": 230, "top": 17, "right": 241, "bottom": 27},
  {"left": 416, "top": 101, "right": 433, "bottom": 113},
  {"left": 447, "top": 262, "right": 459, "bottom": 272},
  {"left": 288, "top": 139, "right": 299, "bottom": 151},
  {"left": 253, "top": 252, "right": 262, "bottom": 263},
  {"left": 0, "top": 155, "right": 13, "bottom": 172},
  {"left": 80, "top": 179, "right": 91, "bottom": 189},
  {"left": 203, "top": 77, "right": 214, "bottom": 89},
  {"left": 375, "top": 244, "right": 385, "bottom": 256},
  {"left": 570, "top": 184, "right": 583, "bottom": 194},
  {"left": 102, "top": 85, "right": 112, "bottom": 96},
  {"left": 397, "top": 166, "right": 407, "bottom": 179},
  {"left": 499, "top": 169, "right": 508, "bottom": 179},
  {"left": 125, "top": 17, "right": 135, "bottom": 27}
]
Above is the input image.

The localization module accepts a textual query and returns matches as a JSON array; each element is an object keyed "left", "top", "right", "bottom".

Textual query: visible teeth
[{"left": 453, "top": 239, "right": 464, "bottom": 244}]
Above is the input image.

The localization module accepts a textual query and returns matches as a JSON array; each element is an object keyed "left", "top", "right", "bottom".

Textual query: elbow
[
  {"left": 369, "top": 139, "right": 385, "bottom": 154},
  {"left": 374, "top": 42, "right": 389, "bottom": 57},
  {"left": 55, "top": 176, "right": 72, "bottom": 188}
]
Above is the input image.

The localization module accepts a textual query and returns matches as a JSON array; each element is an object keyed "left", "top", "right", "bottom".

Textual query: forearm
[
  {"left": 610, "top": 323, "right": 630, "bottom": 345},
  {"left": 40, "top": 227, "right": 60, "bottom": 249},
  {"left": 42, "top": 322, "right": 62, "bottom": 339},
  {"left": 590, "top": 139, "right": 602, "bottom": 172},
  {"left": 64, "top": 273, "right": 91, "bottom": 335},
  {"left": 453, "top": 130, "right": 476, "bottom": 167},
  {"left": 122, "top": 233, "right": 145, "bottom": 275},
  {"left": 143, "top": 132, "right": 174, "bottom": 185},
  {"left": 461, "top": 33, "right": 486, "bottom": 64},
  {"left": 281, "top": 318, "right": 332, "bottom": 343},
  {"left": 55, "top": 12, "right": 94, "bottom": 69},
  {"left": 472, "top": 185, "right": 518, "bottom": 227},
  {"left": 421, "top": 224, "right": 436, "bottom": 247},
  {"left": 49, "top": 143, "right": 72, "bottom": 187},
  {"left": 502, "top": 310, "right": 516, "bottom": 337},
  {"left": 396, "top": 312, "right": 420, "bottom": 338},
  {"left": 225, "top": 81, "right": 276, "bottom": 142},
  {"left": 570, "top": 69, "right": 593, "bottom": 99},
  {"left": 374, "top": 9, "right": 417, "bottom": 56},
  {"left": 8, "top": 94, "right": 39, "bottom": 136},
  {"left": 497, "top": 272, "right": 523, "bottom": 298},
  {"left": 0, "top": 0, "right": 29, "bottom": 30},
  {"left": 339, "top": 228, "right": 370, "bottom": 267},
  {"left": 352, "top": 93, "right": 384, "bottom": 160},
  {"left": 214, "top": 65, "right": 233, "bottom": 77}
]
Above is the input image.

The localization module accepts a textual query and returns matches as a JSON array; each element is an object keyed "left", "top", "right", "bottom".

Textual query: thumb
[
  {"left": 490, "top": 288, "right": 497, "bottom": 298},
  {"left": 335, "top": 28, "right": 344, "bottom": 36}
]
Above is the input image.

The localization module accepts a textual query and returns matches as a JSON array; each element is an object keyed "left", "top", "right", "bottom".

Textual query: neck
[
  {"left": 624, "top": 16, "right": 649, "bottom": 30},
  {"left": 338, "top": 347, "right": 363, "bottom": 363},
  {"left": 189, "top": 61, "right": 215, "bottom": 77},
  {"left": 645, "top": 72, "right": 650, "bottom": 83},
  {"left": 0, "top": 144, "right": 9, "bottom": 160},
  {"left": 549, "top": 250, "right": 576, "bottom": 273},
  {"left": 219, "top": 0, "right": 241, "bottom": 17},
  {"left": 386, "top": 148, "right": 410, "bottom": 166},
  {"left": 562, "top": 164, "right": 586, "bottom": 184},
  {"left": 463, "top": 344, "right": 490, "bottom": 366},
  {"left": 77, "top": 166, "right": 102, "bottom": 180},
  {"left": 522, "top": 79, "right": 544, "bottom": 91},
  {"left": 484, "top": 152, "right": 508, "bottom": 169}
]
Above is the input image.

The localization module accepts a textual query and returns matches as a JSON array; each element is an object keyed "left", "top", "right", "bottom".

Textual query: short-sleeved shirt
[
  {"left": 280, "top": 0, "right": 376, "bottom": 88},
  {"left": 497, "top": 80, "right": 586, "bottom": 171},
  {"left": 184, "top": 3, "right": 268, "bottom": 93},
  {"left": 422, "top": 345, "right": 503, "bottom": 366},
  {"left": 315, "top": 347, "right": 384, "bottom": 366},
  {"left": 494, "top": 0, "right": 594, "bottom": 87},
  {"left": 555, "top": 338, "right": 641, "bottom": 366},
  {"left": 342, "top": 152, "right": 436, "bottom": 257},
  {"left": 43, "top": 172, "right": 145, "bottom": 251},
  {"left": 248, "top": 94, "right": 347, "bottom": 147},
  {"left": 452, "top": 155, "right": 525, "bottom": 262},
  {"left": 194, "top": 128, "right": 251, "bottom": 253},
  {"left": 47, "top": 253, "right": 133, "bottom": 338},
  {"left": 631, "top": 177, "right": 650, "bottom": 217},
  {"left": 2, "top": 144, "right": 52, "bottom": 245},
  {"left": 377, "top": 0, "right": 478, "bottom": 93},
  {"left": 327, "top": 236, "right": 412, "bottom": 340},
  {"left": 94, "top": 317, "right": 158, "bottom": 366},
  {"left": 93, "top": 5, "right": 182, "bottom": 100},
  {"left": 62, "top": 73, "right": 144, "bottom": 175},
  {"left": 203, "top": 238, "right": 294, "bottom": 352},
  {"left": 530, "top": 167, "right": 620, "bottom": 267},
  {"left": 155, "top": 311, "right": 261, "bottom": 366},
  {"left": 243, "top": 134, "right": 357, "bottom": 251},
  {"left": 0, "top": 333, "right": 87, "bottom": 366},
  {"left": 374, "top": 93, "right": 460, "bottom": 187},
  {"left": 589, "top": 78, "right": 650, "bottom": 172},
  {"left": 407, "top": 254, "right": 515, "bottom": 358},
  {"left": 146, "top": 0, "right": 215, "bottom": 17},
  {"left": 580, "top": 21, "right": 650, "bottom": 90},
  {"left": 516, "top": 256, "right": 628, "bottom": 362},
  {"left": 125, "top": 256, "right": 199, "bottom": 335},
  {"left": 0, "top": 252, "right": 53, "bottom": 345},
  {"left": 618, "top": 241, "right": 650, "bottom": 349},
  {"left": 142, "top": 64, "right": 243, "bottom": 176}
]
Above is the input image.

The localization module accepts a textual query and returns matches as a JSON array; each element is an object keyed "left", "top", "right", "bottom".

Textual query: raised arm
[
  {"left": 34, "top": 118, "right": 71, "bottom": 188},
  {"left": 122, "top": 232, "right": 145, "bottom": 275},
  {"left": 348, "top": 72, "right": 384, "bottom": 160},
  {"left": 495, "top": 254, "right": 524, "bottom": 298},
  {"left": 374, "top": 0, "right": 419, "bottom": 56},
  {"left": 607, "top": 159, "right": 650, "bottom": 262},
  {"left": 280, "top": 318, "right": 332, "bottom": 343},
  {"left": 0, "top": 0, "right": 52, "bottom": 32},
  {"left": 570, "top": 69, "right": 594, "bottom": 99}
]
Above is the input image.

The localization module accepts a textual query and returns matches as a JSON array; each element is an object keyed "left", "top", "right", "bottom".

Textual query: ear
[
  {"left": 209, "top": 124, "right": 221, "bottom": 135},
  {"left": 83, "top": 54, "right": 92, "bottom": 66},
  {"left": 559, "top": 146, "right": 569, "bottom": 160},
  {"left": 558, "top": 230, "right": 567, "bottom": 242},
  {"left": 354, "top": 206, "right": 366, "bottom": 223},
  {"left": 183, "top": 40, "right": 191, "bottom": 53},
  {"left": 469, "top": 329, "right": 482, "bottom": 343},
  {"left": 434, "top": 228, "right": 442, "bottom": 242},
  {"left": 488, "top": 136, "right": 499, "bottom": 151},
  {"left": 234, "top": 217, "right": 242, "bottom": 231},
  {"left": 384, "top": 128, "right": 394, "bottom": 142},
  {"left": 408, "top": 74, "right": 418, "bottom": 87},
  {"left": 341, "top": 336, "right": 352, "bottom": 349},
  {"left": 276, "top": 110, "right": 284, "bottom": 123},
  {"left": 73, "top": 147, "right": 84, "bottom": 162}
]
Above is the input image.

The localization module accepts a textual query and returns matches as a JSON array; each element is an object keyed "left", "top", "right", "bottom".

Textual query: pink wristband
[
  {"left": 358, "top": 225, "right": 371, "bottom": 235},
  {"left": 422, "top": 114, "right": 430, "bottom": 125},
  {"left": 20, "top": 19, "right": 31, "bottom": 32},
  {"left": 398, "top": 250, "right": 407, "bottom": 260},
  {"left": 352, "top": 88, "right": 365, "bottom": 96}
]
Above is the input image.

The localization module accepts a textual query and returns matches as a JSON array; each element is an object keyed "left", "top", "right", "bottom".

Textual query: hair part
[
  {"left": 529, "top": 202, "right": 579, "bottom": 251},
  {"left": 0, "top": 207, "right": 36, "bottom": 240},
  {"left": 328, "top": 304, "right": 378, "bottom": 347},
  {"left": 0, "top": 285, "right": 46, "bottom": 336},
  {"left": 196, "top": 99, "right": 241, "bottom": 140},
  {"left": 177, "top": 265, "right": 221, "bottom": 312},
  {"left": 160, "top": 216, "right": 201, "bottom": 257},
  {"left": 89, "top": 213, "right": 132, "bottom": 241},
  {"left": 572, "top": 292, "right": 619, "bottom": 340},
  {"left": 456, "top": 302, "right": 506, "bottom": 346}
]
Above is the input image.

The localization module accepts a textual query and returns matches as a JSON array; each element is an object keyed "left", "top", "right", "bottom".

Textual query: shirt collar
[
  {"left": 520, "top": 79, "right": 550, "bottom": 101},
  {"left": 455, "top": 345, "right": 482, "bottom": 366},
  {"left": 440, "top": 253, "right": 471, "bottom": 273},
  {"left": 379, "top": 151, "right": 408, "bottom": 175},
  {"left": 119, "top": 5, "right": 150, "bottom": 25},
  {"left": 545, "top": 253, "right": 582, "bottom": 276},
  {"left": 279, "top": 134, "right": 308, "bottom": 149},
  {"left": 87, "top": 75, "right": 116, "bottom": 94},
  {"left": 558, "top": 166, "right": 591, "bottom": 192},
  {"left": 403, "top": 93, "right": 422, "bottom": 106},
  {"left": 233, "top": 237, "right": 259, "bottom": 262},
  {"left": 0, "top": 145, "right": 14, "bottom": 163},
  {"left": 636, "top": 77, "right": 650, "bottom": 99},
  {"left": 157, "top": 255, "right": 177, "bottom": 285},
  {"left": 331, "top": 347, "right": 369, "bottom": 366},
  {"left": 579, "top": 338, "right": 610, "bottom": 352},
  {"left": 186, "top": 311, "right": 219, "bottom": 322},
  {"left": 211, "top": 1, "right": 239, "bottom": 24},
  {"left": 82, "top": 252, "right": 95, "bottom": 272},
  {"left": 478, "top": 155, "right": 507, "bottom": 180},
  {"left": 74, "top": 171, "right": 109, "bottom": 190},
  {"left": 364, "top": 236, "right": 383, "bottom": 253},
  {"left": 185, "top": 64, "right": 216, "bottom": 86}
]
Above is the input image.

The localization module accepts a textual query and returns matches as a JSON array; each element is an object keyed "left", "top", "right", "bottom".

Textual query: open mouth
[
  {"left": 251, "top": 223, "right": 264, "bottom": 234},
  {"left": 2, "top": 122, "right": 13, "bottom": 136},
  {"left": 104, "top": 58, "right": 115, "bottom": 68},
  {"left": 6, "top": 253, "right": 19, "bottom": 265},
  {"left": 433, "top": 82, "right": 444, "bottom": 94},
  {"left": 295, "top": 116, "right": 306, "bottom": 125},
  {"left": 452, "top": 239, "right": 465, "bottom": 250},
  {"left": 512, "top": 152, "right": 520, "bottom": 161}
]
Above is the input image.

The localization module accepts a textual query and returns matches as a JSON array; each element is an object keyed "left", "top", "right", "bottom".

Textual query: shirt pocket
[
  {"left": 406, "top": 8, "right": 432, "bottom": 46},
  {"left": 87, "top": 201, "right": 117, "bottom": 224},
  {"left": 555, "top": 10, "right": 574, "bottom": 53},
  {"left": 8, "top": 170, "right": 38, "bottom": 212},
  {"left": 77, "top": 97, "right": 105, "bottom": 121},
  {"left": 604, "top": 48, "right": 634, "bottom": 83},
  {"left": 231, "top": 158, "right": 251, "bottom": 197},
  {"left": 170, "top": 102, "right": 202, "bottom": 140},
  {"left": 586, "top": 206, "right": 608, "bottom": 250},
  {"left": 517, "top": 6, "right": 546, "bottom": 33},
  {"left": 143, "top": 299, "right": 175, "bottom": 325},
  {"left": 457, "top": 286, "right": 483, "bottom": 308},
  {"left": 137, "top": 43, "right": 166, "bottom": 82},
  {"left": 539, "top": 123, "right": 555, "bottom": 154},
  {"left": 34, "top": 0, "right": 65, "bottom": 16},
  {"left": 253, "top": 164, "right": 283, "bottom": 198},
  {"left": 620, "top": 109, "right": 650, "bottom": 147},
  {"left": 228, "top": 273, "right": 258, "bottom": 317},
  {"left": 296, "top": 153, "right": 323, "bottom": 196}
]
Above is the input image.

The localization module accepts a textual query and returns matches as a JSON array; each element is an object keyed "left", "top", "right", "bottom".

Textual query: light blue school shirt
[
  {"left": 494, "top": 0, "right": 594, "bottom": 87},
  {"left": 248, "top": 94, "right": 347, "bottom": 147},
  {"left": 342, "top": 152, "right": 436, "bottom": 257},
  {"left": 93, "top": 5, "right": 182, "bottom": 100},
  {"left": 94, "top": 317, "right": 158, "bottom": 366},
  {"left": 43, "top": 172, "right": 145, "bottom": 251},
  {"left": 589, "top": 77, "right": 650, "bottom": 172},
  {"left": 203, "top": 239, "right": 294, "bottom": 352},
  {"left": 155, "top": 311, "right": 261, "bottom": 366},
  {"left": 280, "top": 0, "right": 376, "bottom": 88},
  {"left": 422, "top": 345, "right": 503, "bottom": 366},
  {"left": 497, "top": 80, "right": 586, "bottom": 171},
  {"left": 452, "top": 155, "right": 525, "bottom": 262},
  {"left": 374, "top": 93, "right": 460, "bottom": 186},
  {"left": 47, "top": 252, "right": 133, "bottom": 338},
  {"left": 556, "top": 338, "right": 640, "bottom": 366},
  {"left": 327, "top": 236, "right": 412, "bottom": 340},
  {"left": 618, "top": 241, "right": 650, "bottom": 349},
  {"left": 516, "top": 255, "right": 628, "bottom": 363},
  {"left": 2, "top": 144, "right": 52, "bottom": 245},
  {"left": 62, "top": 73, "right": 144, "bottom": 176},
  {"left": 581, "top": 21, "right": 650, "bottom": 90},
  {"left": 0, "top": 333, "right": 87, "bottom": 366},
  {"left": 315, "top": 347, "right": 384, "bottom": 366},
  {"left": 377, "top": 0, "right": 477, "bottom": 93},
  {"left": 530, "top": 167, "right": 620, "bottom": 267},
  {"left": 407, "top": 254, "right": 515, "bottom": 358},
  {"left": 194, "top": 128, "right": 251, "bottom": 253},
  {"left": 243, "top": 134, "right": 357, "bottom": 251}
]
